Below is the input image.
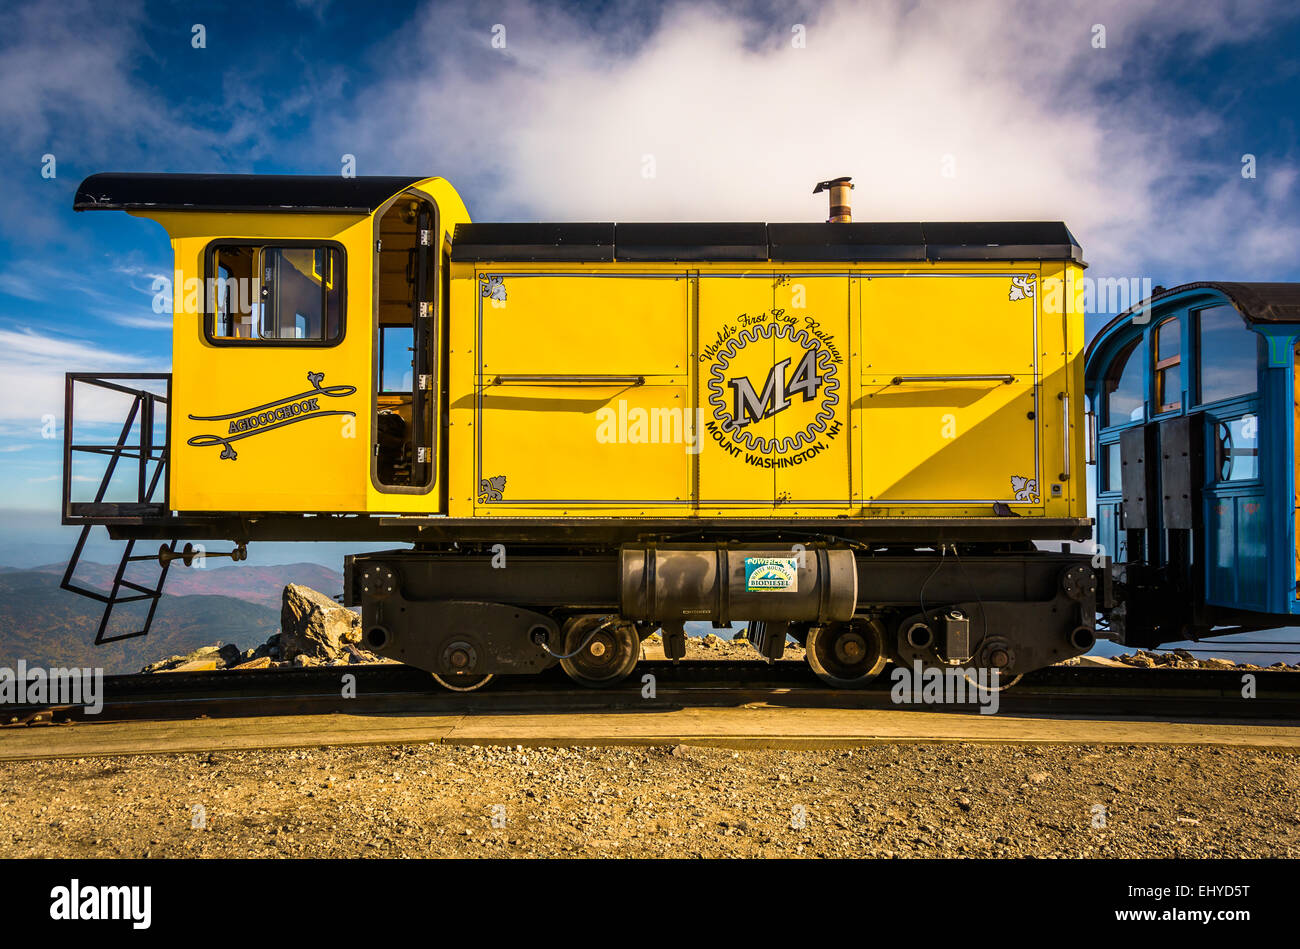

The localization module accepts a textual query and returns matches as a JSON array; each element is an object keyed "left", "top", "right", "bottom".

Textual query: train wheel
[
  {"left": 431, "top": 672, "right": 494, "bottom": 692},
  {"left": 962, "top": 670, "right": 1022, "bottom": 693},
  {"left": 558, "top": 614, "right": 640, "bottom": 688},
  {"left": 964, "top": 638, "right": 1021, "bottom": 691},
  {"left": 805, "top": 618, "right": 888, "bottom": 688}
]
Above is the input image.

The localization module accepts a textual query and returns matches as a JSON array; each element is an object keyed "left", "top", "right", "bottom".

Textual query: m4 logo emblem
[{"left": 728, "top": 349, "right": 822, "bottom": 428}]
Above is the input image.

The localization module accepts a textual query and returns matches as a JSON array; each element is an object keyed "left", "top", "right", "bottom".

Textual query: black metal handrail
[{"left": 62, "top": 372, "right": 171, "bottom": 520}]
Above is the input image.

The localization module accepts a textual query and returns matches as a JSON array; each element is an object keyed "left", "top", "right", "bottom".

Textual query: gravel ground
[{"left": 1, "top": 742, "right": 1296, "bottom": 858}]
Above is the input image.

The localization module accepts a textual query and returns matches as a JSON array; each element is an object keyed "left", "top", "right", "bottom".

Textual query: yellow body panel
[
  {"left": 697, "top": 274, "right": 778, "bottom": 510},
  {"left": 135, "top": 182, "right": 1085, "bottom": 525},
  {"left": 773, "top": 275, "right": 851, "bottom": 506},
  {"left": 455, "top": 261, "right": 1086, "bottom": 521},
  {"left": 155, "top": 210, "right": 372, "bottom": 513},
  {"left": 859, "top": 273, "right": 1039, "bottom": 505},
  {"left": 474, "top": 275, "right": 692, "bottom": 507}
]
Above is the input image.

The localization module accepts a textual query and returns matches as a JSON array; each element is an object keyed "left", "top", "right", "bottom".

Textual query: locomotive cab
[{"left": 69, "top": 172, "right": 468, "bottom": 516}]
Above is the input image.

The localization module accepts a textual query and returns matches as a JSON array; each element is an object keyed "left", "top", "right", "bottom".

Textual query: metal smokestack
[{"left": 813, "top": 176, "right": 854, "bottom": 223}]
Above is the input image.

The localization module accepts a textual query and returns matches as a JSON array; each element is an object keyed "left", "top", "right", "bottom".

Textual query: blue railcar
[{"left": 1085, "top": 282, "right": 1300, "bottom": 645}]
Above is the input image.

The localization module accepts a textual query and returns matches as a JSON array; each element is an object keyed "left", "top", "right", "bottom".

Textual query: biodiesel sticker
[{"left": 745, "top": 557, "right": 799, "bottom": 592}]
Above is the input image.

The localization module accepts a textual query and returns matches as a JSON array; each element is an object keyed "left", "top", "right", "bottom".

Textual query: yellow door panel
[
  {"left": 697, "top": 276, "right": 776, "bottom": 507},
  {"left": 772, "top": 276, "right": 851, "bottom": 505},
  {"left": 476, "top": 382, "right": 691, "bottom": 504},
  {"left": 172, "top": 361, "right": 366, "bottom": 512},
  {"left": 478, "top": 274, "right": 688, "bottom": 376},
  {"left": 861, "top": 274, "right": 1038, "bottom": 377},
  {"left": 859, "top": 376, "right": 1039, "bottom": 504}
]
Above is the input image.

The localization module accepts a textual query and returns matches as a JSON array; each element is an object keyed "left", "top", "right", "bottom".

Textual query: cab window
[
  {"left": 380, "top": 326, "right": 414, "bottom": 393},
  {"left": 206, "top": 243, "right": 344, "bottom": 344},
  {"left": 1153, "top": 318, "right": 1181, "bottom": 414}
]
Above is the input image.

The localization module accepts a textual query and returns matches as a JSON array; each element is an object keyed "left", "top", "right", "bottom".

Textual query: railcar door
[
  {"left": 771, "top": 275, "right": 851, "bottom": 508},
  {"left": 858, "top": 274, "right": 1040, "bottom": 508},
  {"left": 474, "top": 273, "right": 692, "bottom": 509},
  {"left": 373, "top": 195, "right": 439, "bottom": 493},
  {"left": 696, "top": 275, "right": 779, "bottom": 510}
]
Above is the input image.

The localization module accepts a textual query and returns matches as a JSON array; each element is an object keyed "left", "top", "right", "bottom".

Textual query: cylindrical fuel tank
[{"left": 620, "top": 544, "right": 857, "bottom": 624}]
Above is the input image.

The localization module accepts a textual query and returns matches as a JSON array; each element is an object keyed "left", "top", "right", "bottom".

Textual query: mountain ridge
[{"left": 0, "top": 562, "right": 345, "bottom": 674}]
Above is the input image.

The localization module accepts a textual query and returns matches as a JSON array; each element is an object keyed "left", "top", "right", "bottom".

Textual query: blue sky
[{"left": 2, "top": 0, "right": 1299, "bottom": 527}]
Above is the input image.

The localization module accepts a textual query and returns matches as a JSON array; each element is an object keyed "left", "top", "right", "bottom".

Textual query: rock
[
  {"left": 160, "top": 658, "right": 220, "bottom": 673},
  {"left": 230, "top": 656, "right": 273, "bottom": 671},
  {"left": 732, "top": 628, "right": 748, "bottom": 641},
  {"left": 343, "top": 644, "right": 383, "bottom": 664},
  {"left": 1067, "top": 655, "right": 1129, "bottom": 668},
  {"left": 142, "top": 643, "right": 240, "bottom": 674},
  {"left": 141, "top": 654, "right": 185, "bottom": 673},
  {"left": 279, "top": 584, "right": 361, "bottom": 661}
]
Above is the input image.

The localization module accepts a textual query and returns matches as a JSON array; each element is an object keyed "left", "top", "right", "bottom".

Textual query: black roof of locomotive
[
  {"left": 71, "top": 173, "right": 1084, "bottom": 263},
  {"left": 450, "top": 220, "right": 1084, "bottom": 264},
  {"left": 73, "top": 173, "right": 427, "bottom": 214}
]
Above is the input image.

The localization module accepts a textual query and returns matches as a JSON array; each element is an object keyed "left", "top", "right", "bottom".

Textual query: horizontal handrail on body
[
  {"left": 489, "top": 373, "right": 647, "bottom": 386},
  {"left": 887, "top": 374, "right": 1017, "bottom": 385}
]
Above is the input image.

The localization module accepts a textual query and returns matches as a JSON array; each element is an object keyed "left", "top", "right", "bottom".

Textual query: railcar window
[
  {"left": 1154, "top": 318, "right": 1181, "bottom": 413},
  {"left": 1102, "top": 443, "right": 1122, "bottom": 492},
  {"left": 1197, "top": 305, "right": 1259, "bottom": 404},
  {"left": 207, "top": 243, "right": 343, "bottom": 344},
  {"left": 1104, "top": 337, "right": 1145, "bottom": 425},
  {"left": 1215, "top": 415, "right": 1259, "bottom": 482}
]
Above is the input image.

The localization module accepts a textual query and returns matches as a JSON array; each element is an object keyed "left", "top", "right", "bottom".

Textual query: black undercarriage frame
[{"left": 340, "top": 543, "right": 1102, "bottom": 679}]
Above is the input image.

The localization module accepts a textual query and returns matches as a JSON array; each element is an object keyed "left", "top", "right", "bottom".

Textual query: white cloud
[
  {"left": 0, "top": 326, "right": 159, "bottom": 424},
  {"left": 318, "top": 0, "right": 1299, "bottom": 284},
  {"left": 100, "top": 309, "right": 172, "bottom": 331}
]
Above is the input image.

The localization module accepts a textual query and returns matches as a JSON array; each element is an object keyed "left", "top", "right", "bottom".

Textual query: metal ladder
[{"left": 60, "top": 535, "right": 178, "bottom": 644}]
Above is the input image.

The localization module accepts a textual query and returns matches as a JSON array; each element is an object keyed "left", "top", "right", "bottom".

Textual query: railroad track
[{"left": 4, "top": 662, "right": 1298, "bottom": 727}]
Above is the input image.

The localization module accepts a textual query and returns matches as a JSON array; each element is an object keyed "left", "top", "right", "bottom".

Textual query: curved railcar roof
[
  {"left": 450, "top": 220, "right": 1084, "bottom": 263},
  {"left": 73, "top": 173, "right": 428, "bottom": 214},
  {"left": 1085, "top": 280, "right": 1300, "bottom": 366},
  {"left": 1163, "top": 281, "right": 1300, "bottom": 324}
]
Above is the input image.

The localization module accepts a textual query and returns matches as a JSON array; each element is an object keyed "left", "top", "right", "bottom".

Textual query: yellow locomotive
[{"left": 63, "top": 172, "right": 1099, "bottom": 689}]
